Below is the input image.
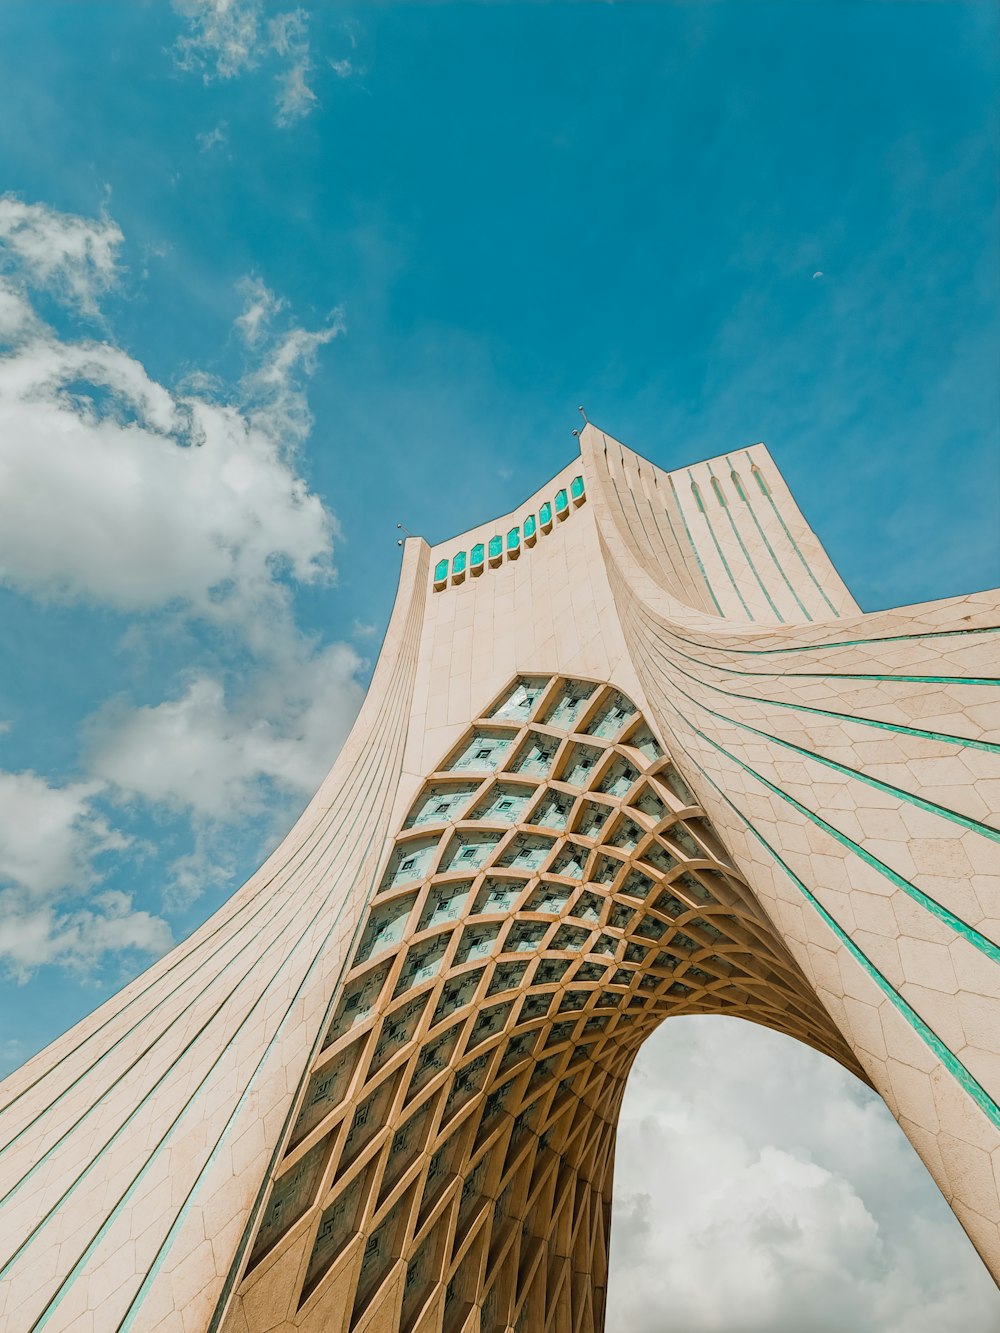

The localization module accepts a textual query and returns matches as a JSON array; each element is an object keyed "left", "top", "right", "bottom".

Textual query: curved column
[
  {"left": 0, "top": 541, "right": 430, "bottom": 1333},
  {"left": 582, "top": 425, "right": 1000, "bottom": 1276}
]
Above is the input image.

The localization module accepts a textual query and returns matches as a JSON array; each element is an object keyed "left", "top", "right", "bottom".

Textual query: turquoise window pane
[
  {"left": 507, "top": 526, "right": 520, "bottom": 551},
  {"left": 524, "top": 514, "right": 537, "bottom": 539},
  {"left": 452, "top": 551, "right": 467, "bottom": 574},
  {"left": 488, "top": 535, "right": 503, "bottom": 558},
  {"left": 433, "top": 559, "right": 448, "bottom": 583},
  {"left": 471, "top": 543, "right": 485, "bottom": 568},
  {"left": 570, "top": 475, "right": 585, "bottom": 500},
  {"left": 539, "top": 501, "right": 552, "bottom": 526},
  {"left": 555, "top": 488, "right": 568, "bottom": 513}
]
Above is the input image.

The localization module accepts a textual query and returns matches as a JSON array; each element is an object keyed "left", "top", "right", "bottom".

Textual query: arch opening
[{"left": 222, "top": 675, "right": 868, "bottom": 1333}]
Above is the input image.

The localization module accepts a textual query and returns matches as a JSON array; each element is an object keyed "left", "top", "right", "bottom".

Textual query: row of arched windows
[{"left": 433, "top": 476, "right": 586, "bottom": 588}]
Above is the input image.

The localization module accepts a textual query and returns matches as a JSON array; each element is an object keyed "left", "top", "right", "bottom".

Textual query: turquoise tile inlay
[
  {"left": 650, "top": 638, "right": 1000, "bottom": 757},
  {"left": 433, "top": 559, "right": 448, "bottom": 583},
  {"left": 571, "top": 475, "right": 585, "bottom": 500},
  {"left": 539, "top": 501, "right": 553, "bottom": 527},
  {"left": 662, "top": 691, "right": 1000, "bottom": 964},
  {"left": 524, "top": 514, "right": 537, "bottom": 539},
  {"left": 507, "top": 526, "right": 520, "bottom": 552},
  {"left": 555, "top": 488, "right": 568, "bottom": 514},
  {"left": 683, "top": 749, "right": 1000, "bottom": 1132},
  {"left": 488, "top": 534, "right": 503, "bottom": 559},
  {"left": 452, "top": 551, "right": 467, "bottom": 576},
  {"left": 470, "top": 543, "right": 485, "bottom": 569},
  {"left": 666, "top": 474, "right": 724, "bottom": 616},
  {"left": 744, "top": 451, "right": 839, "bottom": 616}
]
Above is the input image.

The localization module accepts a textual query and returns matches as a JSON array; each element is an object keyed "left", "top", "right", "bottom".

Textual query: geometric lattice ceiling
[{"left": 225, "top": 674, "right": 864, "bottom": 1333}]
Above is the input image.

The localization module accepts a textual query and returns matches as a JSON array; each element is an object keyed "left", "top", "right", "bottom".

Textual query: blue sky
[{"left": 0, "top": 2, "right": 997, "bottom": 1325}]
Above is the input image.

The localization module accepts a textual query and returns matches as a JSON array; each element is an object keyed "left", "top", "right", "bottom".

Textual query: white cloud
[
  {"left": 329, "top": 58, "right": 353, "bottom": 80},
  {"left": 0, "top": 195, "right": 123, "bottom": 317},
  {"left": 241, "top": 313, "right": 344, "bottom": 446},
  {"left": 0, "top": 888, "right": 172, "bottom": 983},
  {"left": 0, "top": 196, "right": 364, "bottom": 928},
  {"left": 0, "top": 280, "right": 41, "bottom": 342},
  {"left": 0, "top": 769, "right": 170, "bottom": 981},
  {"left": 0, "top": 769, "right": 124, "bottom": 898},
  {"left": 85, "top": 638, "right": 364, "bottom": 910},
  {"left": 275, "top": 57, "right": 318, "bottom": 127},
  {"left": 607, "top": 1017, "right": 999, "bottom": 1332},
  {"left": 0, "top": 229, "right": 342, "bottom": 622},
  {"left": 234, "top": 273, "right": 285, "bottom": 345},
  {"left": 268, "top": 8, "right": 307, "bottom": 58},
  {"left": 196, "top": 121, "right": 229, "bottom": 152},
  {"left": 87, "top": 641, "right": 363, "bottom": 824},
  {"left": 173, "top": 2, "right": 322, "bottom": 127},
  {"left": 173, "top": 0, "right": 263, "bottom": 79}
]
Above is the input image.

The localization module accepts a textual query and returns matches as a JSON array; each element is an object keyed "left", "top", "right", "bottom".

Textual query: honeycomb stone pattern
[{"left": 237, "top": 675, "right": 862, "bottom": 1333}]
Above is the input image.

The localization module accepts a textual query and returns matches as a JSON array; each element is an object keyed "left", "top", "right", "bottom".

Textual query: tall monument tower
[{"left": 0, "top": 426, "right": 997, "bottom": 1333}]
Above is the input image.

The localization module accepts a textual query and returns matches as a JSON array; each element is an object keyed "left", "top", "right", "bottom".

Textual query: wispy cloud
[
  {"left": 172, "top": 2, "right": 338, "bottom": 128},
  {"left": 173, "top": 0, "right": 263, "bottom": 80},
  {"left": 196, "top": 120, "right": 229, "bottom": 152},
  {"left": 0, "top": 195, "right": 123, "bottom": 318},
  {"left": 0, "top": 766, "right": 170, "bottom": 981},
  {"left": 275, "top": 57, "right": 318, "bottom": 127}
]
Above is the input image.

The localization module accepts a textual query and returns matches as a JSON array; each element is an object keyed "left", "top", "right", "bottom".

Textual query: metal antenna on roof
[
  {"left": 578, "top": 405, "right": 588, "bottom": 424},
  {"left": 572, "top": 429, "right": 580, "bottom": 437},
  {"left": 396, "top": 522, "right": 412, "bottom": 548}
]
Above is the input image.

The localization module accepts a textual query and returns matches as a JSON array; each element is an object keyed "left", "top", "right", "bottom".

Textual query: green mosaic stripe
[
  {"left": 714, "top": 473, "right": 785, "bottom": 622},
  {"left": 653, "top": 653, "right": 1000, "bottom": 834},
  {"left": 653, "top": 640, "right": 1000, "bottom": 756},
  {"left": 648, "top": 632, "right": 1000, "bottom": 688},
  {"left": 0, "top": 640, "right": 419, "bottom": 1203},
  {"left": 641, "top": 475, "right": 716, "bottom": 614},
  {"left": 667, "top": 702, "right": 1000, "bottom": 966},
  {"left": 680, "top": 747, "right": 1000, "bottom": 1132},
  {"left": 9, "top": 634, "right": 423, "bottom": 1323},
  {"left": 688, "top": 470, "right": 755, "bottom": 621},
  {"left": 0, "top": 636, "right": 425, "bottom": 1152},
  {"left": 667, "top": 622, "right": 1000, "bottom": 659},
  {"left": 613, "top": 463, "right": 695, "bottom": 608},
  {"left": 667, "top": 474, "right": 724, "bottom": 616},
  {"left": 744, "top": 451, "right": 840, "bottom": 616},
  {"left": 725, "top": 455, "right": 812, "bottom": 621}
]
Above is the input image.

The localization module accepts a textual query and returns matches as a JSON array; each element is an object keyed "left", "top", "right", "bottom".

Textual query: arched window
[
  {"left": 691, "top": 481, "right": 705, "bottom": 513},
  {"left": 711, "top": 476, "right": 727, "bottom": 507}
]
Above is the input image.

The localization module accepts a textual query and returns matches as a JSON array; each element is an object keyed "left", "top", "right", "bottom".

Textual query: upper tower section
[{"left": 425, "top": 424, "right": 858, "bottom": 628}]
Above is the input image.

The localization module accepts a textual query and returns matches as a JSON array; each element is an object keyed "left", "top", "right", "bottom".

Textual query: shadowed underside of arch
[{"left": 221, "top": 675, "right": 864, "bottom": 1333}]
